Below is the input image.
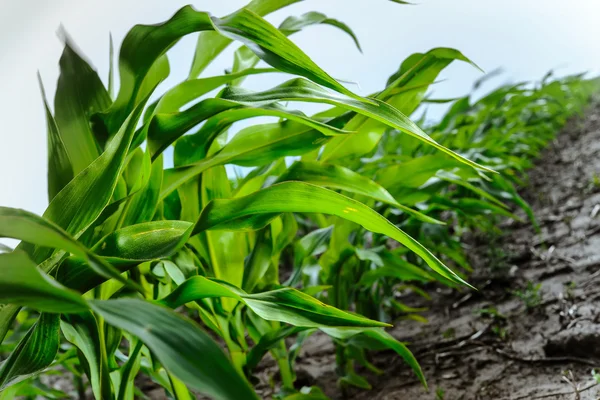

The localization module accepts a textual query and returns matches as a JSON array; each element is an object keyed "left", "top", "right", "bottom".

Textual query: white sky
[{"left": 1, "top": 0, "right": 599, "bottom": 217}]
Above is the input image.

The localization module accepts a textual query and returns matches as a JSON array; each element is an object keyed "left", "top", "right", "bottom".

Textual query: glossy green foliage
[{"left": 1, "top": 1, "right": 598, "bottom": 399}]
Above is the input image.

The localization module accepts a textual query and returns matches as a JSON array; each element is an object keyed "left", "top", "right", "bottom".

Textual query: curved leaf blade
[
  {"left": 0, "top": 251, "right": 87, "bottom": 313},
  {"left": 90, "top": 298, "right": 259, "bottom": 400},
  {"left": 193, "top": 182, "right": 470, "bottom": 287},
  {"left": 159, "top": 276, "right": 389, "bottom": 328}
]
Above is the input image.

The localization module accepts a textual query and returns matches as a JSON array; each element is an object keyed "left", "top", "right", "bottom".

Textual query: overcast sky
[{"left": 1, "top": 0, "right": 599, "bottom": 218}]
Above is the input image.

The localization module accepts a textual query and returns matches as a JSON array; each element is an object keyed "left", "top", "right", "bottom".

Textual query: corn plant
[
  {"left": 2, "top": 0, "right": 597, "bottom": 398},
  {"left": 284, "top": 68, "right": 599, "bottom": 384},
  {"left": 0, "top": 1, "right": 488, "bottom": 399}
]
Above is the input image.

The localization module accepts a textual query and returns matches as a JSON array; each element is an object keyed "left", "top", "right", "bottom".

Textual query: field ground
[{"left": 253, "top": 100, "right": 600, "bottom": 400}]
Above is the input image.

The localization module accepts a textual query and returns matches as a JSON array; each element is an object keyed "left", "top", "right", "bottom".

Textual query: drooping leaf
[
  {"left": 188, "top": 0, "right": 302, "bottom": 78},
  {"left": 159, "top": 275, "right": 390, "bottom": 328},
  {"left": 165, "top": 116, "right": 350, "bottom": 197},
  {"left": 245, "top": 326, "right": 309, "bottom": 372},
  {"left": 278, "top": 161, "right": 443, "bottom": 224},
  {"left": 90, "top": 299, "right": 259, "bottom": 400},
  {"left": 352, "top": 329, "right": 426, "bottom": 389},
  {"left": 279, "top": 11, "right": 361, "bottom": 51},
  {"left": 148, "top": 99, "right": 347, "bottom": 160},
  {"left": 0, "top": 251, "right": 87, "bottom": 313},
  {"left": 220, "top": 78, "right": 491, "bottom": 172},
  {"left": 321, "top": 48, "right": 479, "bottom": 161},
  {"left": 193, "top": 182, "right": 471, "bottom": 287},
  {"left": 0, "top": 207, "right": 138, "bottom": 288}
]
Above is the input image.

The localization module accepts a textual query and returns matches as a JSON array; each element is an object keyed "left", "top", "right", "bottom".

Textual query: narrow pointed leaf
[
  {"left": 192, "top": 182, "right": 470, "bottom": 287},
  {"left": 278, "top": 161, "right": 443, "bottom": 224},
  {"left": 279, "top": 12, "right": 361, "bottom": 51},
  {"left": 164, "top": 117, "right": 350, "bottom": 197},
  {"left": 148, "top": 99, "right": 347, "bottom": 160},
  {"left": 321, "top": 48, "right": 479, "bottom": 161},
  {"left": 39, "top": 75, "right": 73, "bottom": 201}
]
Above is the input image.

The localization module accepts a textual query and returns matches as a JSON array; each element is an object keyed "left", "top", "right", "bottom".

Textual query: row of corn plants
[
  {"left": 292, "top": 71, "right": 599, "bottom": 386},
  {"left": 1, "top": 0, "right": 598, "bottom": 399}
]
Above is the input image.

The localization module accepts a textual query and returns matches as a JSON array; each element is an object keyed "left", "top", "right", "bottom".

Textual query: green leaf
[
  {"left": 38, "top": 74, "right": 73, "bottom": 201},
  {"left": 54, "top": 40, "right": 111, "bottom": 172},
  {"left": 201, "top": 164, "right": 247, "bottom": 291},
  {"left": 26, "top": 93, "right": 149, "bottom": 267},
  {"left": 242, "top": 228, "right": 273, "bottom": 292},
  {"left": 90, "top": 299, "right": 259, "bottom": 400},
  {"left": 0, "top": 251, "right": 87, "bottom": 313},
  {"left": 278, "top": 161, "right": 443, "bottom": 224},
  {"left": 110, "top": 4, "right": 358, "bottom": 132},
  {"left": 0, "top": 207, "right": 138, "bottom": 289},
  {"left": 164, "top": 116, "right": 350, "bottom": 197},
  {"left": 193, "top": 182, "right": 471, "bottom": 287},
  {"left": 321, "top": 47, "right": 479, "bottom": 161},
  {"left": 212, "top": 10, "right": 360, "bottom": 100},
  {"left": 0, "top": 313, "right": 60, "bottom": 390},
  {"left": 230, "top": 8, "right": 364, "bottom": 86},
  {"left": 159, "top": 275, "right": 389, "bottom": 328},
  {"left": 88, "top": 220, "right": 192, "bottom": 264},
  {"left": 224, "top": 6, "right": 365, "bottom": 84},
  {"left": 61, "top": 313, "right": 113, "bottom": 400},
  {"left": 156, "top": 68, "right": 276, "bottom": 114},
  {"left": 220, "top": 79, "right": 491, "bottom": 172},
  {"left": 116, "top": 340, "right": 143, "bottom": 400},
  {"left": 245, "top": 326, "right": 309, "bottom": 372},
  {"left": 0, "top": 305, "right": 20, "bottom": 345},
  {"left": 340, "top": 371, "right": 371, "bottom": 390},
  {"left": 285, "top": 226, "right": 332, "bottom": 286},
  {"left": 148, "top": 99, "right": 346, "bottom": 160},
  {"left": 244, "top": 288, "right": 388, "bottom": 328},
  {"left": 359, "top": 251, "right": 433, "bottom": 285},
  {"left": 436, "top": 170, "right": 507, "bottom": 209},
  {"left": 188, "top": 0, "right": 302, "bottom": 78},
  {"left": 120, "top": 154, "right": 164, "bottom": 227},
  {"left": 279, "top": 11, "right": 361, "bottom": 52},
  {"left": 352, "top": 329, "right": 426, "bottom": 389},
  {"left": 375, "top": 154, "right": 465, "bottom": 190}
]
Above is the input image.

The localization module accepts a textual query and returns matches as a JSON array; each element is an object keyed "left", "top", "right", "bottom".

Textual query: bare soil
[{"left": 255, "top": 100, "right": 600, "bottom": 400}]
